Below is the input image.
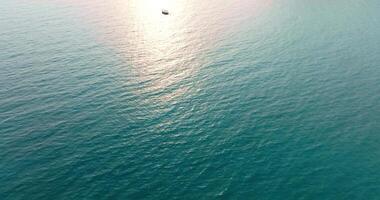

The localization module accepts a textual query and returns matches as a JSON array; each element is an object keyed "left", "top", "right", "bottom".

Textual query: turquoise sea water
[{"left": 1, "top": 0, "right": 380, "bottom": 199}]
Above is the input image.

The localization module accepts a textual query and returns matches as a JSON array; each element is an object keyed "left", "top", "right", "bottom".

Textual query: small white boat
[{"left": 162, "top": 9, "right": 169, "bottom": 15}]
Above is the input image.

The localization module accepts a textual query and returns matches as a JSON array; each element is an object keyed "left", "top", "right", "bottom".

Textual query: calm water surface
[{"left": 1, "top": 0, "right": 380, "bottom": 199}]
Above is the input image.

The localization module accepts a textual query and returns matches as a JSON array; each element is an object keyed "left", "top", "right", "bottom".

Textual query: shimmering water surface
[{"left": 1, "top": 0, "right": 380, "bottom": 199}]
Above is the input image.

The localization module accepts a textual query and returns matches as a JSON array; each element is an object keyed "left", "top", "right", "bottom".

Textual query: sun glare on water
[
  {"left": 81, "top": 0, "right": 270, "bottom": 102},
  {"left": 110, "top": 0, "right": 198, "bottom": 101}
]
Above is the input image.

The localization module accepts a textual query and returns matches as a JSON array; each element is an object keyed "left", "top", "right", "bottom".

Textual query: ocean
[{"left": 1, "top": 0, "right": 380, "bottom": 199}]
